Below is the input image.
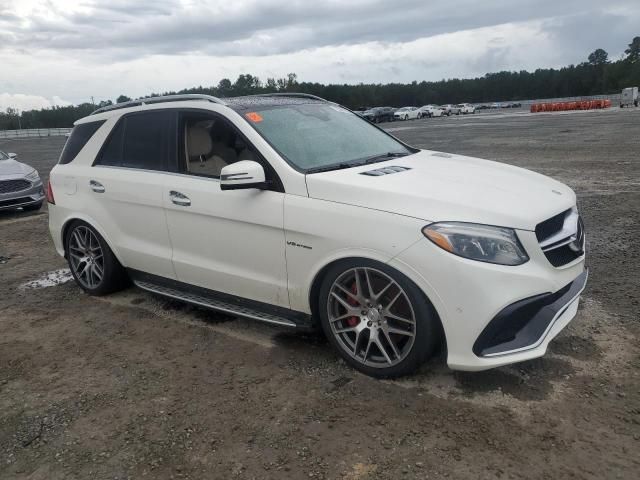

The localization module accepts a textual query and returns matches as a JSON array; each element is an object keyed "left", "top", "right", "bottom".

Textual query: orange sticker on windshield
[{"left": 245, "top": 112, "right": 263, "bottom": 123}]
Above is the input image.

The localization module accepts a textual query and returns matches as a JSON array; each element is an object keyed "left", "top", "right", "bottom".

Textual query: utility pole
[{"left": 91, "top": 96, "right": 95, "bottom": 106}]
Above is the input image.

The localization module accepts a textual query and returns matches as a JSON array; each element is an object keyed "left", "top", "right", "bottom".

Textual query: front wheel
[
  {"left": 65, "top": 221, "right": 129, "bottom": 295},
  {"left": 318, "top": 259, "right": 439, "bottom": 378}
]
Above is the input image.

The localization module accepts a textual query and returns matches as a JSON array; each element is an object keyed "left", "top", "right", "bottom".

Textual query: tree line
[{"left": 1, "top": 36, "right": 638, "bottom": 130}]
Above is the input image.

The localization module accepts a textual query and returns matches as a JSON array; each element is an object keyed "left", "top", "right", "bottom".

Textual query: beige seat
[{"left": 186, "top": 125, "right": 231, "bottom": 177}]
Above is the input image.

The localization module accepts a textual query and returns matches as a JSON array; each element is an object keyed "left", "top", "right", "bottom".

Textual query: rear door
[{"left": 87, "top": 109, "right": 177, "bottom": 279}]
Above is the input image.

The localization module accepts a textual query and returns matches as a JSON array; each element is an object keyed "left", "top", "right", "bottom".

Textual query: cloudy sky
[{"left": 1, "top": 0, "right": 638, "bottom": 110}]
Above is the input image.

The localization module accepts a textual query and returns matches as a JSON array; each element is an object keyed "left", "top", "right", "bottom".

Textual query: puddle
[{"left": 20, "top": 269, "right": 73, "bottom": 289}]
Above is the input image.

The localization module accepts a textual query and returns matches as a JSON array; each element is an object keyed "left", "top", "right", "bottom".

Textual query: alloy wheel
[
  {"left": 327, "top": 267, "right": 416, "bottom": 368},
  {"left": 68, "top": 226, "right": 104, "bottom": 289}
]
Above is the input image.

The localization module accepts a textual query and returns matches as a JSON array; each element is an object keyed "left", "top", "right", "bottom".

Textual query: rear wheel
[
  {"left": 318, "top": 259, "right": 439, "bottom": 378},
  {"left": 65, "top": 221, "right": 129, "bottom": 295}
]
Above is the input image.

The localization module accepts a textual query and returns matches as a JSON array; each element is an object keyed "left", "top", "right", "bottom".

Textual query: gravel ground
[{"left": 1, "top": 108, "right": 639, "bottom": 479}]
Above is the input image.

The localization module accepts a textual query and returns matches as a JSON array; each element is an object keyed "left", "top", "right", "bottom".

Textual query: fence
[{"left": 0, "top": 128, "right": 71, "bottom": 140}]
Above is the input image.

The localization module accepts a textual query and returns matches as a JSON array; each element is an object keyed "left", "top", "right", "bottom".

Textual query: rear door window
[
  {"left": 95, "top": 110, "right": 176, "bottom": 171},
  {"left": 59, "top": 120, "right": 105, "bottom": 164}
]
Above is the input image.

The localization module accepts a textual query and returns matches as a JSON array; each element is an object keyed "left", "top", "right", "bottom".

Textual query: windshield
[{"left": 243, "top": 103, "right": 411, "bottom": 172}]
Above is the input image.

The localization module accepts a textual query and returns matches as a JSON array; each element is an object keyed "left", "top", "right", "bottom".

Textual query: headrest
[{"left": 187, "top": 126, "right": 212, "bottom": 157}]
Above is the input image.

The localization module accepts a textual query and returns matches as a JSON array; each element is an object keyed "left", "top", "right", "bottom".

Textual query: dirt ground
[{"left": 1, "top": 108, "right": 639, "bottom": 479}]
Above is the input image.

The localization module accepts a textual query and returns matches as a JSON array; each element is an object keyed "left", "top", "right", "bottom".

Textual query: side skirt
[{"left": 128, "top": 269, "right": 315, "bottom": 331}]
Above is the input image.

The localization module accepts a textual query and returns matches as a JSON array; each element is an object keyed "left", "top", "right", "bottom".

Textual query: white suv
[
  {"left": 458, "top": 103, "right": 476, "bottom": 114},
  {"left": 48, "top": 94, "right": 587, "bottom": 378}
]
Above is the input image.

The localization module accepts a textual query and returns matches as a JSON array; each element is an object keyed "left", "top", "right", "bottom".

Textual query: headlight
[
  {"left": 25, "top": 169, "right": 40, "bottom": 182},
  {"left": 422, "top": 222, "right": 529, "bottom": 266}
]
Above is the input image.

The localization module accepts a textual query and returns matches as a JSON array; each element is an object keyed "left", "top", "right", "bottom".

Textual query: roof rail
[
  {"left": 91, "top": 94, "right": 226, "bottom": 115},
  {"left": 245, "top": 93, "right": 328, "bottom": 102}
]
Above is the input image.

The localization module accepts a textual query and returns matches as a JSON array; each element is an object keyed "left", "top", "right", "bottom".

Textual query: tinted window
[
  {"left": 59, "top": 120, "right": 105, "bottom": 164},
  {"left": 96, "top": 111, "right": 175, "bottom": 170},
  {"left": 97, "top": 120, "right": 125, "bottom": 167}
]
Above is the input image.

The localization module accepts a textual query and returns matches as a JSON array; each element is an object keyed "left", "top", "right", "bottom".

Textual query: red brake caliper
[{"left": 346, "top": 282, "right": 360, "bottom": 327}]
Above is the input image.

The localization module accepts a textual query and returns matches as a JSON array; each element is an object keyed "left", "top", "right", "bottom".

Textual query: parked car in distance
[
  {"left": 362, "top": 106, "right": 395, "bottom": 123},
  {"left": 394, "top": 107, "right": 420, "bottom": 120},
  {"left": 457, "top": 103, "right": 476, "bottom": 114},
  {"left": 0, "top": 149, "right": 45, "bottom": 212},
  {"left": 48, "top": 93, "right": 587, "bottom": 378},
  {"left": 418, "top": 105, "right": 442, "bottom": 118},
  {"left": 504, "top": 102, "right": 521, "bottom": 109},
  {"left": 440, "top": 104, "right": 461, "bottom": 115}
]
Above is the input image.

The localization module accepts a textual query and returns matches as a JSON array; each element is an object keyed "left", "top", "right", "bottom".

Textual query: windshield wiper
[
  {"left": 306, "top": 152, "right": 410, "bottom": 174},
  {"left": 306, "top": 162, "right": 359, "bottom": 174},
  {"left": 361, "top": 151, "right": 410, "bottom": 165}
]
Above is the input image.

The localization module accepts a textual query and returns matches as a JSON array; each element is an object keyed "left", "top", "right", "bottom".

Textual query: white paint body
[
  {"left": 620, "top": 87, "right": 638, "bottom": 107},
  {"left": 393, "top": 107, "right": 420, "bottom": 120},
  {"left": 48, "top": 99, "right": 586, "bottom": 371},
  {"left": 419, "top": 105, "right": 444, "bottom": 118},
  {"left": 458, "top": 103, "right": 476, "bottom": 114}
]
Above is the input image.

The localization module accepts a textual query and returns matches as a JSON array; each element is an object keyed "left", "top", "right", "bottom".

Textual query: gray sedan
[{"left": 0, "top": 150, "right": 45, "bottom": 211}]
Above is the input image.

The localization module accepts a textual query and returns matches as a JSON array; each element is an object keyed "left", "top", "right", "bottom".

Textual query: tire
[
  {"left": 64, "top": 220, "right": 129, "bottom": 295},
  {"left": 404, "top": 115, "right": 408, "bottom": 120},
  {"left": 317, "top": 258, "right": 439, "bottom": 378},
  {"left": 22, "top": 201, "right": 43, "bottom": 212}
]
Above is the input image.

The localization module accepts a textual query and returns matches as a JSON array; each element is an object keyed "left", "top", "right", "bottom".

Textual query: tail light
[{"left": 46, "top": 179, "right": 55, "bottom": 204}]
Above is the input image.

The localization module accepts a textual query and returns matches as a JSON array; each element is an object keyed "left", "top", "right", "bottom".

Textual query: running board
[{"left": 134, "top": 280, "right": 299, "bottom": 328}]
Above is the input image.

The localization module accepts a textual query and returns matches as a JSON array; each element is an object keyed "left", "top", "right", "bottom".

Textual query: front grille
[
  {"left": 0, "top": 179, "right": 31, "bottom": 194},
  {"left": 536, "top": 208, "right": 584, "bottom": 267},
  {"left": 545, "top": 245, "right": 582, "bottom": 267},
  {"left": 535, "top": 209, "right": 568, "bottom": 242},
  {"left": 0, "top": 196, "right": 32, "bottom": 207}
]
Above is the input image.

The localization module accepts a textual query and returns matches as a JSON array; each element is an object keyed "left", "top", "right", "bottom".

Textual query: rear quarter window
[{"left": 58, "top": 120, "right": 106, "bottom": 165}]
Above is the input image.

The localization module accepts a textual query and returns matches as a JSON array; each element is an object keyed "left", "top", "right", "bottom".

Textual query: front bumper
[
  {"left": 0, "top": 178, "right": 45, "bottom": 210},
  {"left": 473, "top": 270, "right": 587, "bottom": 357},
  {"left": 389, "top": 229, "right": 586, "bottom": 371}
]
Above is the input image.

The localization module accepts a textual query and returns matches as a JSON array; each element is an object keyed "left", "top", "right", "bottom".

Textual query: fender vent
[{"left": 360, "top": 166, "right": 411, "bottom": 176}]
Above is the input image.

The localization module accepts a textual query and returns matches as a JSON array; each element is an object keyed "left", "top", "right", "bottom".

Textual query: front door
[{"left": 163, "top": 110, "right": 289, "bottom": 308}]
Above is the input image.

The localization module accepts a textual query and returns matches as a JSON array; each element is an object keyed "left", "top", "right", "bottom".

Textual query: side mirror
[
  {"left": 8, "top": 153, "right": 17, "bottom": 159},
  {"left": 220, "top": 160, "right": 268, "bottom": 191}
]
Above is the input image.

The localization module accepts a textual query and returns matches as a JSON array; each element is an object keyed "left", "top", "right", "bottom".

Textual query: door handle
[
  {"left": 169, "top": 190, "right": 191, "bottom": 207},
  {"left": 89, "top": 180, "right": 105, "bottom": 193}
]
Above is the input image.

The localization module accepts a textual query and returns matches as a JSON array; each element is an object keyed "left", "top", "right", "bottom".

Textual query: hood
[
  {"left": 0, "top": 159, "right": 34, "bottom": 177},
  {"left": 305, "top": 150, "right": 576, "bottom": 231}
]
